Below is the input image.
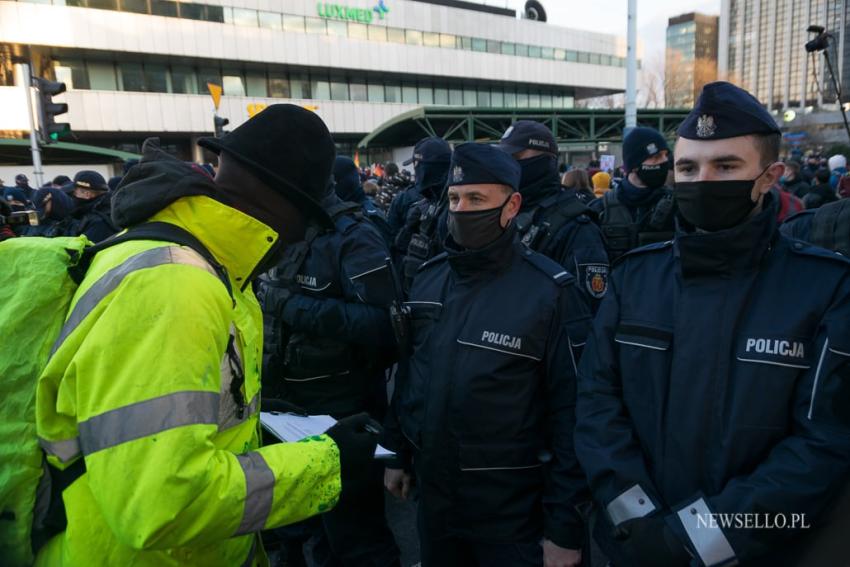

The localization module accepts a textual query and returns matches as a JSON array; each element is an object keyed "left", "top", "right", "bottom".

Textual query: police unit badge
[
  {"left": 452, "top": 165, "right": 464, "bottom": 183},
  {"left": 581, "top": 263, "right": 609, "bottom": 299},
  {"left": 696, "top": 114, "right": 716, "bottom": 138}
]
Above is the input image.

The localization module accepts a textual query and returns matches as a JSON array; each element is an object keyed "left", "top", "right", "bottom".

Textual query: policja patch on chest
[
  {"left": 579, "top": 263, "right": 609, "bottom": 299},
  {"left": 481, "top": 331, "right": 523, "bottom": 350}
]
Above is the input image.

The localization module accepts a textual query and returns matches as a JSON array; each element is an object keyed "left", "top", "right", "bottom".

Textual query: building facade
[
  {"left": 0, "top": 0, "right": 628, "bottom": 162},
  {"left": 665, "top": 12, "right": 718, "bottom": 108}
]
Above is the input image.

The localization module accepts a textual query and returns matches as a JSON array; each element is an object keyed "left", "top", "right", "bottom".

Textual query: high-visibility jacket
[{"left": 35, "top": 194, "right": 341, "bottom": 566}]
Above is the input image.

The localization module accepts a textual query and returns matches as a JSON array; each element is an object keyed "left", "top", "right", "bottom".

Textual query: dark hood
[
  {"left": 33, "top": 187, "right": 75, "bottom": 220},
  {"left": 111, "top": 138, "right": 218, "bottom": 229},
  {"left": 333, "top": 168, "right": 366, "bottom": 204}
]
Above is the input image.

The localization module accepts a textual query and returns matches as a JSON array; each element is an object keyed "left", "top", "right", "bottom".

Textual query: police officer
[
  {"left": 393, "top": 137, "right": 452, "bottom": 292},
  {"left": 257, "top": 179, "right": 401, "bottom": 566},
  {"left": 499, "top": 121, "right": 609, "bottom": 310},
  {"left": 575, "top": 82, "right": 850, "bottom": 566},
  {"left": 63, "top": 170, "right": 119, "bottom": 242},
  {"left": 589, "top": 127, "right": 676, "bottom": 261},
  {"left": 387, "top": 137, "right": 451, "bottom": 239},
  {"left": 383, "top": 143, "right": 591, "bottom": 567},
  {"left": 333, "top": 156, "right": 392, "bottom": 245}
]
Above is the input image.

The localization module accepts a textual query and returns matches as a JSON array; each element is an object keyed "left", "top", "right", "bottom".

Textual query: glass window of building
[
  {"left": 120, "top": 63, "right": 146, "bottom": 92},
  {"left": 565, "top": 50, "right": 577, "bottom": 62},
  {"left": 541, "top": 47, "right": 554, "bottom": 59},
  {"left": 477, "top": 88, "right": 491, "bottom": 107},
  {"left": 230, "top": 8, "right": 256, "bottom": 26},
  {"left": 222, "top": 70, "right": 245, "bottom": 96},
  {"left": 120, "top": 0, "right": 148, "bottom": 14},
  {"left": 540, "top": 92, "right": 553, "bottom": 108},
  {"left": 282, "top": 15, "right": 305, "bottom": 32},
  {"left": 577, "top": 52, "right": 589, "bottom": 63},
  {"left": 423, "top": 32, "right": 440, "bottom": 47},
  {"left": 350, "top": 83, "right": 368, "bottom": 102},
  {"left": 463, "top": 88, "right": 476, "bottom": 106},
  {"left": 460, "top": 37, "right": 473, "bottom": 50},
  {"left": 268, "top": 73, "right": 290, "bottom": 98},
  {"left": 290, "top": 75, "right": 310, "bottom": 98},
  {"left": 305, "top": 17, "right": 326, "bottom": 34},
  {"left": 501, "top": 42, "right": 515, "bottom": 55},
  {"left": 405, "top": 30, "right": 423, "bottom": 45},
  {"left": 472, "top": 38, "right": 486, "bottom": 52},
  {"left": 330, "top": 80, "right": 349, "bottom": 101},
  {"left": 258, "top": 11, "right": 282, "bottom": 30},
  {"left": 88, "top": 0, "right": 118, "bottom": 11},
  {"left": 312, "top": 76, "right": 331, "bottom": 100},
  {"left": 87, "top": 62, "right": 117, "bottom": 90},
  {"left": 197, "top": 68, "right": 221, "bottom": 94},
  {"left": 179, "top": 3, "right": 204, "bottom": 20},
  {"left": 402, "top": 83, "right": 418, "bottom": 103},
  {"left": 517, "top": 89, "right": 529, "bottom": 108},
  {"left": 491, "top": 87, "right": 503, "bottom": 107},
  {"left": 449, "top": 88, "right": 463, "bottom": 105},
  {"left": 171, "top": 66, "right": 197, "bottom": 94},
  {"left": 385, "top": 84, "right": 401, "bottom": 103},
  {"left": 554, "top": 48, "right": 566, "bottom": 60},
  {"left": 387, "top": 27, "right": 405, "bottom": 43},
  {"left": 418, "top": 84, "right": 434, "bottom": 105},
  {"left": 434, "top": 87, "right": 449, "bottom": 105},
  {"left": 23, "top": 0, "right": 52, "bottom": 4},
  {"left": 368, "top": 82, "right": 385, "bottom": 102},
  {"left": 440, "top": 34, "right": 456, "bottom": 48},
  {"left": 528, "top": 45, "right": 541, "bottom": 58},
  {"left": 486, "top": 40, "right": 500, "bottom": 54},
  {"left": 150, "top": 0, "right": 177, "bottom": 17},
  {"left": 504, "top": 90, "right": 517, "bottom": 107},
  {"left": 368, "top": 25, "right": 387, "bottom": 42},
  {"left": 589, "top": 53, "right": 601, "bottom": 65},
  {"left": 600, "top": 54, "right": 611, "bottom": 66},
  {"left": 553, "top": 94, "right": 564, "bottom": 108},
  {"left": 145, "top": 64, "right": 170, "bottom": 93},
  {"left": 515, "top": 44, "right": 528, "bottom": 57},
  {"left": 327, "top": 20, "right": 347, "bottom": 37},
  {"left": 205, "top": 5, "right": 223, "bottom": 22},
  {"left": 528, "top": 91, "right": 541, "bottom": 108},
  {"left": 348, "top": 22, "right": 368, "bottom": 40},
  {"left": 246, "top": 72, "right": 267, "bottom": 97}
]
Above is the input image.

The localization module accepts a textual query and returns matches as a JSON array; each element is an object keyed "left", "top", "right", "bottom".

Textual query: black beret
[
  {"left": 677, "top": 81, "right": 781, "bottom": 141},
  {"left": 448, "top": 143, "right": 521, "bottom": 191}
]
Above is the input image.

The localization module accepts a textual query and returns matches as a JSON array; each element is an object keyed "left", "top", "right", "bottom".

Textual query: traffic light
[
  {"left": 33, "top": 77, "right": 70, "bottom": 144},
  {"left": 213, "top": 115, "right": 230, "bottom": 138}
]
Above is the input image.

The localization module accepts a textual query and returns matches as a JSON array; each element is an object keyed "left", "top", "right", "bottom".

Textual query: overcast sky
[{"left": 500, "top": 0, "right": 722, "bottom": 67}]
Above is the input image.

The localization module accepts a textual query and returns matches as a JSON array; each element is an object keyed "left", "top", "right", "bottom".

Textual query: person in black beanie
[{"left": 589, "top": 127, "right": 677, "bottom": 261}]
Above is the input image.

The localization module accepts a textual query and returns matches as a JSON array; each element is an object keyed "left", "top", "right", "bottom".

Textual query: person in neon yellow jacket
[{"left": 35, "top": 105, "right": 379, "bottom": 566}]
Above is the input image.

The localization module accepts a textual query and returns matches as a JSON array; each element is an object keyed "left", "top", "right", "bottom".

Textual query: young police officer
[
  {"left": 575, "top": 82, "right": 850, "bottom": 565},
  {"left": 384, "top": 143, "right": 591, "bottom": 567}
]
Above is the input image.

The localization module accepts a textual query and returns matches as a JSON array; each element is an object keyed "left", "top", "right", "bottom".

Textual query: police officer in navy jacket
[
  {"left": 383, "top": 143, "right": 592, "bottom": 567},
  {"left": 575, "top": 81, "right": 850, "bottom": 566}
]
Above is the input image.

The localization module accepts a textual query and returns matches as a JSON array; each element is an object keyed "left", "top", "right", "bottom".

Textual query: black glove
[
  {"left": 614, "top": 514, "right": 692, "bottom": 567},
  {"left": 325, "top": 413, "right": 379, "bottom": 493}
]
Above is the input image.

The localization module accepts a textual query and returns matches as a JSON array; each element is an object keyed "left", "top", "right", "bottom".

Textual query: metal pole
[
  {"left": 20, "top": 63, "right": 44, "bottom": 188},
  {"left": 625, "top": 0, "right": 637, "bottom": 132}
]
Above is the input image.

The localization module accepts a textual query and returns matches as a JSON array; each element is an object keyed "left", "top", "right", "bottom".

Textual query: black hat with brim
[{"left": 198, "top": 104, "right": 334, "bottom": 228}]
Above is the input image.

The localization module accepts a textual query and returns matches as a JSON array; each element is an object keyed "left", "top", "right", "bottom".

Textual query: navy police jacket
[
  {"left": 575, "top": 194, "right": 850, "bottom": 565},
  {"left": 386, "top": 226, "right": 592, "bottom": 548}
]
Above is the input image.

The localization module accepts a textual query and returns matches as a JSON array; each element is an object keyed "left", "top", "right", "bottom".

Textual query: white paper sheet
[{"left": 260, "top": 412, "right": 395, "bottom": 459}]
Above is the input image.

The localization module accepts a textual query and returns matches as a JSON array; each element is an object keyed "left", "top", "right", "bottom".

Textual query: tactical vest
[
  {"left": 401, "top": 198, "right": 445, "bottom": 294},
  {"left": 809, "top": 199, "right": 850, "bottom": 257},
  {"left": 514, "top": 192, "right": 591, "bottom": 252},
  {"left": 600, "top": 188, "right": 675, "bottom": 261}
]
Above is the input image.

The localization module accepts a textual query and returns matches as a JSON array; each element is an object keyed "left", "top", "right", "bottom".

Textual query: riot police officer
[
  {"left": 575, "top": 82, "right": 850, "bottom": 566},
  {"left": 384, "top": 143, "right": 591, "bottom": 567},
  {"left": 589, "top": 127, "right": 676, "bottom": 261},
  {"left": 499, "top": 121, "right": 609, "bottom": 310},
  {"left": 258, "top": 180, "right": 401, "bottom": 566}
]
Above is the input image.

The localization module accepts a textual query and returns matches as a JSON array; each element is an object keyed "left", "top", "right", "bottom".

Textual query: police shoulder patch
[
  {"left": 417, "top": 252, "right": 449, "bottom": 272},
  {"left": 578, "top": 262, "right": 609, "bottom": 299},
  {"left": 522, "top": 250, "right": 572, "bottom": 287}
]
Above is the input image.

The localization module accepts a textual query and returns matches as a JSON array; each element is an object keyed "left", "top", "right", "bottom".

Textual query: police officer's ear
[
  {"left": 501, "top": 190, "right": 523, "bottom": 228},
  {"left": 755, "top": 161, "right": 785, "bottom": 198}
]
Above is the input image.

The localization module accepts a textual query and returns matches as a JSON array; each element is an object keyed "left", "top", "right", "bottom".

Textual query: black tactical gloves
[{"left": 325, "top": 413, "right": 380, "bottom": 492}]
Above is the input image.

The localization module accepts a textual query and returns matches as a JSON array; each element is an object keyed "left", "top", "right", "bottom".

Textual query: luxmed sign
[{"left": 317, "top": 1, "right": 389, "bottom": 24}]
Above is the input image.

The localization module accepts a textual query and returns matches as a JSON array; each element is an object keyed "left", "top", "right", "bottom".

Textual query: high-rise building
[
  {"left": 665, "top": 12, "right": 718, "bottom": 108},
  {"left": 719, "top": 0, "right": 849, "bottom": 111}
]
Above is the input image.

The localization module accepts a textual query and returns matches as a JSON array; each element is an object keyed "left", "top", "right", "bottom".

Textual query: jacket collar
[
  {"left": 150, "top": 195, "right": 277, "bottom": 287},
  {"left": 445, "top": 224, "right": 518, "bottom": 279}
]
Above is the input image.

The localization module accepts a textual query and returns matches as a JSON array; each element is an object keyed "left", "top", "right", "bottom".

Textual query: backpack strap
[{"left": 68, "top": 221, "right": 233, "bottom": 299}]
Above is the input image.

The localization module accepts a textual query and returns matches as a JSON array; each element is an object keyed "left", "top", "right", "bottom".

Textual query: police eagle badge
[
  {"left": 696, "top": 114, "right": 716, "bottom": 138},
  {"left": 452, "top": 165, "right": 464, "bottom": 183}
]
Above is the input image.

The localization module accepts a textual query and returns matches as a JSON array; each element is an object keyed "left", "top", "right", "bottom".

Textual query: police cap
[
  {"left": 498, "top": 120, "right": 558, "bottom": 156},
  {"left": 402, "top": 136, "right": 452, "bottom": 166},
  {"left": 677, "top": 81, "right": 781, "bottom": 141},
  {"left": 448, "top": 143, "right": 521, "bottom": 191}
]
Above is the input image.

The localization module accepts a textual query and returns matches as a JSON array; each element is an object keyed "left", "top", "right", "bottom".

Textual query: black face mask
[
  {"left": 675, "top": 166, "right": 770, "bottom": 232},
  {"left": 518, "top": 154, "right": 558, "bottom": 189},
  {"left": 447, "top": 195, "right": 511, "bottom": 250},
  {"left": 635, "top": 160, "right": 670, "bottom": 189}
]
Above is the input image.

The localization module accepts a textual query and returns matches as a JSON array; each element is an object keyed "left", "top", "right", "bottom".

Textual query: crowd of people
[{"left": 3, "top": 80, "right": 850, "bottom": 567}]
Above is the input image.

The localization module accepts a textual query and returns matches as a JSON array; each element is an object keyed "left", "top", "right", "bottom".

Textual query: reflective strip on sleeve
[
  {"left": 52, "top": 246, "right": 218, "bottom": 356},
  {"left": 78, "top": 390, "right": 220, "bottom": 456},
  {"left": 39, "top": 436, "right": 82, "bottom": 464},
  {"left": 606, "top": 484, "right": 657, "bottom": 526},
  {"left": 235, "top": 452, "right": 275, "bottom": 535},
  {"left": 676, "top": 497, "right": 737, "bottom": 566}
]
